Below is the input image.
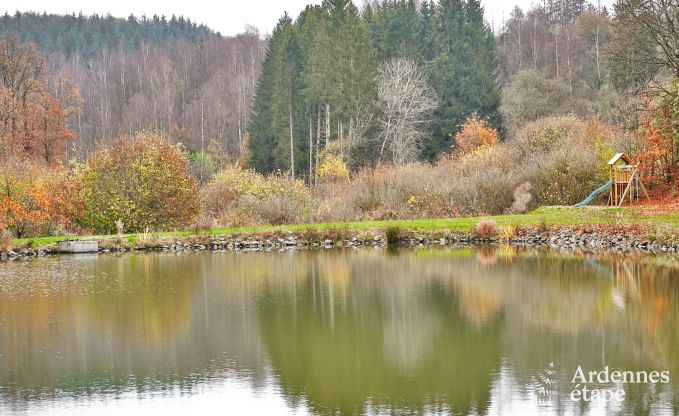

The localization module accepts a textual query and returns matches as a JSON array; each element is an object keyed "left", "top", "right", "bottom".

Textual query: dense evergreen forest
[
  {"left": 249, "top": 0, "right": 501, "bottom": 176},
  {"left": 0, "top": 12, "right": 215, "bottom": 56}
]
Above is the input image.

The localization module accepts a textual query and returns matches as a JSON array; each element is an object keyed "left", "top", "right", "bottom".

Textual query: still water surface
[{"left": 0, "top": 247, "right": 678, "bottom": 415}]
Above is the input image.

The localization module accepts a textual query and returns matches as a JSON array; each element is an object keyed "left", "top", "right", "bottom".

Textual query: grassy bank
[{"left": 13, "top": 205, "right": 679, "bottom": 248}]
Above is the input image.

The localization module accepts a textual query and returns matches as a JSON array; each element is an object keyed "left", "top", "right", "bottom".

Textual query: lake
[{"left": 0, "top": 247, "right": 678, "bottom": 415}]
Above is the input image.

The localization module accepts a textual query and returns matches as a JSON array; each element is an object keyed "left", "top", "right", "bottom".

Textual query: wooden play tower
[{"left": 607, "top": 153, "right": 649, "bottom": 207}]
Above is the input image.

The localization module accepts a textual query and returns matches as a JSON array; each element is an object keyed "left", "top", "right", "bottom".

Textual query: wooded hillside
[{"left": 1, "top": 11, "right": 266, "bottom": 161}]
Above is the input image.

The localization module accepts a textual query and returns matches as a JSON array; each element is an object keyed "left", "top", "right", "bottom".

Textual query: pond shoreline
[{"left": 2, "top": 225, "right": 678, "bottom": 260}]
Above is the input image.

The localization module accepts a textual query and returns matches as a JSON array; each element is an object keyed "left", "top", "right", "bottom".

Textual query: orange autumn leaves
[
  {"left": 452, "top": 116, "right": 500, "bottom": 158},
  {"left": 635, "top": 85, "right": 679, "bottom": 193},
  {"left": 0, "top": 34, "right": 81, "bottom": 164},
  {"left": 1, "top": 134, "right": 200, "bottom": 238},
  {"left": 0, "top": 162, "right": 83, "bottom": 238}
]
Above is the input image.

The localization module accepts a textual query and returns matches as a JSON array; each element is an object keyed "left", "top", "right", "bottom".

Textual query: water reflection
[{"left": 0, "top": 248, "right": 678, "bottom": 414}]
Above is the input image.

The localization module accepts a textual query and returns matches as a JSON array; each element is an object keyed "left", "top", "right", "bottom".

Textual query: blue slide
[{"left": 574, "top": 180, "right": 613, "bottom": 207}]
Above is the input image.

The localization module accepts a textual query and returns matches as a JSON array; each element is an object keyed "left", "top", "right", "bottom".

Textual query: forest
[{"left": 0, "top": 0, "right": 677, "bottom": 238}]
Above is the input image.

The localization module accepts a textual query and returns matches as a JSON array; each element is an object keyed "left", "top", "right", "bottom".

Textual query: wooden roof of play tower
[{"left": 607, "top": 153, "right": 632, "bottom": 166}]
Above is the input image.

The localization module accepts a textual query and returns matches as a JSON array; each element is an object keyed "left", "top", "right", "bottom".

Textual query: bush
[
  {"left": 345, "top": 163, "right": 452, "bottom": 220},
  {"left": 448, "top": 146, "right": 524, "bottom": 215},
  {"left": 189, "top": 151, "right": 218, "bottom": 184},
  {"left": 317, "top": 153, "right": 349, "bottom": 183},
  {"left": 453, "top": 116, "right": 499, "bottom": 157},
  {"left": 654, "top": 224, "right": 679, "bottom": 245},
  {"left": 475, "top": 219, "right": 498, "bottom": 239},
  {"left": 508, "top": 182, "right": 534, "bottom": 214},
  {"left": 526, "top": 138, "right": 605, "bottom": 206},
  {"left": 0, "top": 161, "right": 83, "bottom": 238},
  {"left": 202, "top": 164, "right": 309, "bottom": 226},
  {"left": 385, "top": 226, "right": 402, "bottom": 245},
  {"left": 513, "top": 115, "right": 586, "bottom": 158},
  {"left": 0, "top": 229, "right": 12, "bottom": 252},
  {"left": 80, "top": 133, "right": 199, "bottom": 233}
]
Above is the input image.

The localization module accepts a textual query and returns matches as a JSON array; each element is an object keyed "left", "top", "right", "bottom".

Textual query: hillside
[{"left": 0, "top": 11, "right": 217, "bottom": 56}]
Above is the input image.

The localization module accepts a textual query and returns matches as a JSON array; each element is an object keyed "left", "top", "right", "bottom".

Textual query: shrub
[
  {"left": 453, "top": 116, "right": 499, "bottom": 157},
  {"left": 508, "top": 182, "right": 534, "bottom": 214},
  {"left": 0, "top": 229, "right": 12, "bottom": 252},
  {"left": 499, "top": 224, "right": 518, "bottom": 240},
  {"left": 512, "top": 115, "right": 586, "bottom": 158},
  {"left": 189, "top": 151, "right": 218, "bottom": 184},
  {"left": 317, "top": 153, "right": 349, "bottom": 183},
  {"left": 346, "top": 163, "right": 452, "bottom": 220},
  {"left": 80, "top": 133, "right": 200, "bottom": 233},
  {"left": 449, "top": 146, "right": 524, "bottom": 215},
  {"left": 475, "top": 219, "right": 498, "bottom": 239},
  {"left": 0, "top": 161, "right": 83, "bottom": 238},
  {"left": 527, "top": 143, "right": 604, "bottom": 205},
  {"left": 191, "top": 216, "right": 214, "bottom": 235},
  {"left": 202, "top": 165, "right": 309, "bottom": 226},
  {"left": 654, "top": 224, "right": 679, "bottom": 245},
  {"left": 385, "top": 226, "right": 402, "bottom": 245},
  {"left": 202, "top": 165, "right": 264, "bottom": 219}
]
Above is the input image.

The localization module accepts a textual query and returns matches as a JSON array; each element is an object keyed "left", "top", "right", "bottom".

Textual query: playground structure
[{"left": 574, "top": 153, "right": 649, "bottom": 207}]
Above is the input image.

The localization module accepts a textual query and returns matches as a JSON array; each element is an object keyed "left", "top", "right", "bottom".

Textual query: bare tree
[
  {"left": 377, "top": 58, "right": 436, "bottom": 164},
  {"left": 608, "top": 0, "right": 679, "bottom": 96}
]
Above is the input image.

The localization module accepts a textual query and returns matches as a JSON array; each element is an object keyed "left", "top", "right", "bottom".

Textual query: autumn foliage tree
[
  {"left": 0, "top": 161, "right": 83, "bottom": 238},
  {"left": 0, "top": 33, "right": 80, "bottom": 164},
  {"left": 79, "top": 133, "right": 200, "bottom": 233},
  {"left": 635, "top": 79, "right": 679, "bottom": 191}
]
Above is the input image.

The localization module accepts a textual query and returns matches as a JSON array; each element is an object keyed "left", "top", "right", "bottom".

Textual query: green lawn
[{"left": 13, "top": 205, "right": 679, "bottom": 248}]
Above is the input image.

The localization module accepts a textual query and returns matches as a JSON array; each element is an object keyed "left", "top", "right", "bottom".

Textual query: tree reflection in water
[{"left": 0, "top": 248, "right": 677, "bottom": 414}]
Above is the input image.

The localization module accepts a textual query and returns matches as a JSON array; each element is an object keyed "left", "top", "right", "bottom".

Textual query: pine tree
[
  {"left": 249, "top": 13, "right": 311, "bottom": 177},
  {"left": 248, "top": 16, "right": 291, "bottom": 173},
  {"left": 369, "top": 0, "right": 420, "bottom": 62},
  {"left": 418, "top": 1, "right": 437, "bottom": 64},
  {"left": 308, "top": 0, "right": 378, "bottom": 163},
  {"left": 424, "top": 0, "right": 502, "bottom": 159}
]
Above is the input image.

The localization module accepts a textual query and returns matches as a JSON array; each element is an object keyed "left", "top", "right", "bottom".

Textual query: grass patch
[{"left": 12, "top": 205, "right": 679, "bottom": 248}]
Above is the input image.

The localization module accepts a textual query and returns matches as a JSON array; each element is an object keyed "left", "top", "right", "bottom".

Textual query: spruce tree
[
  {"left": 424, "top": 0, "right": 502, "bottom": 159},
  {"left": 418, "top": 1, "right": 438, "bottom": 64},
  {"left": 248, "top": 15, "right": 291, "bottom": 173},
  {"left": 369, "top": 0, "right": 420, "bottom": 62}
]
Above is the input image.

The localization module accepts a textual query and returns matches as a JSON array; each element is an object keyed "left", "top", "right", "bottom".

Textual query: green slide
[{"left": 574, "top": 180, "right": 613, "bottom": 207}]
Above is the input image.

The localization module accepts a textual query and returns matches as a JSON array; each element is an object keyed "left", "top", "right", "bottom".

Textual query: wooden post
[{"left": 617, "top": 170, "right": 637, "bottom": 207}]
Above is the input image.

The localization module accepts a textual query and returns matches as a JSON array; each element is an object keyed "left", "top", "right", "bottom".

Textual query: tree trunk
[
  {"left": 309, "top": 113, "right": 313, "bottom": 185},
  {"left": 595, "top": 22, "right": 601, "bottom": 84},
  {"left": 316, "top": 107, "right": 321, "bottom": 177},
  {"left": 289, "top": 103, "right": 295, "bottom": 178},
  {"left": 325, "top": 103, "right": 330, "bottom": 146},
  {"left": 554, "top": 25, "right": 560, "bottom": 78},
  {"left": 200, "top": 99, "right": 205, "bottom": 182}
]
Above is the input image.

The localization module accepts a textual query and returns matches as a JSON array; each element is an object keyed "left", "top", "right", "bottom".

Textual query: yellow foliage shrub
[
  {"left": 203, "top": 164, "right": 310, "bottom": 226},
  {"left": 317, "top": 154, "right": 349, "bottom": 182}
]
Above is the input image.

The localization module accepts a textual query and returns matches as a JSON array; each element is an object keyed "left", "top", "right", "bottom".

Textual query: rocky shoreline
[{"left": 2, "top": 226, "right": 678, "bottom": 260}]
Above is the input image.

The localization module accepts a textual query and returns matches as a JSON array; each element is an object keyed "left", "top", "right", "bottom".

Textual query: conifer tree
[
  {"left": 248, "top": 16, "right": 291, "bottom": 173},
  {"left": 425, "top": 0, "right": 502, "bottom": 159}
]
